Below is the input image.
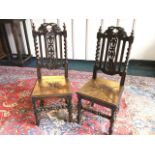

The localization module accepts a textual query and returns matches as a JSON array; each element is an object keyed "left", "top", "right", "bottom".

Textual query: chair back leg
[
  {"left": 32, "top": 98, "right": 39, "bottom": 125},
  {"left": 77, "top": 96, "right": 82, "bottom": 123}
]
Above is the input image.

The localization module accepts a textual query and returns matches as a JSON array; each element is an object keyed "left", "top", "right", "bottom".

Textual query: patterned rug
[{"left": 0, "top": 66, "right": 155, "bottom": 135}]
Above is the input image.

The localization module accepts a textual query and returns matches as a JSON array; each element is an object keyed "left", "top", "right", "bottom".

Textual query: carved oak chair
[
  {"left": 77, "top": 26, "right": 134, "bottom": 134},
  {"left": 31, "top": 22, "right": 72, "bottom": 125}
]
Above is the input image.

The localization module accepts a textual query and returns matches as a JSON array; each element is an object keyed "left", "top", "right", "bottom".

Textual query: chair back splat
[
  {"left": 93, "top": 26, "right": 134, "bottom": 86},
  {"left": 31, "top": 22, "right": 68, "bottom": 79}
]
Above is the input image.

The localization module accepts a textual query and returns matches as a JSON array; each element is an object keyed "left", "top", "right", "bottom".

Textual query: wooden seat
[
  {"left": 77, "top": 26, "right": 134, "bottom": 134},
  {"left": 77, "top": 77, "right": 123, "bottom": 108},
  {"left": 31, "top": 21, "right": 72, "bottom": 125},
  {"left": 32, "top": 76, "right": 72, "bottom": 98}
]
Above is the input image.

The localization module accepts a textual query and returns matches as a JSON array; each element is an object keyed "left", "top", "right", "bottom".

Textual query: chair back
[
  {"left": 93, "top": 26, "right": 134, "bottom": 86},
  {"left": 31, "top": 22, "right": 68, "bottom": 79}
]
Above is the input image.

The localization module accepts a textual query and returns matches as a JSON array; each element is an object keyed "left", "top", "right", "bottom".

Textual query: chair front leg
[
  {"left": 66, "top": 97, "right": 72, "bottom": 122},
  {"left": 109, "top": 108, "right": 117, "bottom": 135},
  {"left": 32, "top": 98, "right": 39, "bottom": 126},
  {"left": 40, "top": 99, "right": 44, "bottom": 108},
  {"left": 91, "top": 102, "right": 94, "bottom": 107},
  {"left": 77, "top": 96, "right": 82, "bottom": 124}
]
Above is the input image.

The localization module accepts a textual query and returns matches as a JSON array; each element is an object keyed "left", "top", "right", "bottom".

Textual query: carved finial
[
  {"left": 99, "top": 26, "right": 102, "bottom": 33},
  {"left": 63, "top": 23, "right": 66, "bottom": 31},
  {"left": 30, "top": 19, "right": 36, "bottom": 32}
]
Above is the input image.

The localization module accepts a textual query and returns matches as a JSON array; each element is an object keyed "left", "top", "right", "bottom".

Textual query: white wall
[
  {"left": 6, "top": 19, "right": 155, "bottom": 61},
  {"left": 130, "top": 19, "right": 155, "bottom": 60},
  {"left": 87, "top": 19, "right": 155, "bottom": 61}
]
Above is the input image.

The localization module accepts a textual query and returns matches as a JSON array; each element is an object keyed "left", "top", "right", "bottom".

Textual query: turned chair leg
[
  {"left": 32, "top": 98, "right": 39, "bottom": 126},
  {"left": 91, "top": 102, "right": 94, "bottom": 107},
  {"left": 66, "top": 97, "right": 72, "bottom": 122},
  {"left": 109, "top": 108, "right": 116, "bottom": 135},
  {"left": 40, "top": 99, "right": 44, "bottom": 108},
  {"left": 77, "top": 97, "right": 82, "bottom": 124}
]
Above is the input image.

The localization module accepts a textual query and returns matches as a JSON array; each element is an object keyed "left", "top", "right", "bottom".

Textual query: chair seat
[
  {"left": 31, "top": 76, "right": 72, "bottom": 98},
  {"left": 77, "top": 77, "right": 123, "bottom": 107}
]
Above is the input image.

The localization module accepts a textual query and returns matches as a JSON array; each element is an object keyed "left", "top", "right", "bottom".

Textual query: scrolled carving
[
  {"left": 104, "top": 26, "right": 127, "bottom": 39},
  {"left": 38, "top": 23, "right": 61, "bottom": 34},
  {"left": 31, "top": 21, "right": 68, "bottom": 72},
  {"left": 106, "top": 36, "right": 118, "bottom": 72},
  {"left": 46, "top": 34, "right": 55, "bottom": 68},
  {"left": 94, "top": 25, "right": 134, "bottom": 76}
]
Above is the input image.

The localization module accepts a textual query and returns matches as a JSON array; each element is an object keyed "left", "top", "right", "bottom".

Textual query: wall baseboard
[
  {"left": 0, "top": 57, "right": 154, "bottom": 77},
  {"left": 129, "top": 59, "right": 155, "bottom": 68}
]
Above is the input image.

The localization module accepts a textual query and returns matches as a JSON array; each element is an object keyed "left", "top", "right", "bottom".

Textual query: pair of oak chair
[{"left": 31, "top": 22, "right": 134, "bottom": 134}]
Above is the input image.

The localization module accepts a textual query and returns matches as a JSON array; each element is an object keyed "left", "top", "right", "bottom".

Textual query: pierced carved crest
[{"left": 38, "top": 23, "right": 61, "bottom": 34}]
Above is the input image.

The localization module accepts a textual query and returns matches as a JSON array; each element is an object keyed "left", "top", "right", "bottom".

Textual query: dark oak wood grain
[
  {"left": 77, "top": 26, "right": 134, "bottom": 135},
  {"left": 31, "top": 22, "right": 72, "bottom": 125}
]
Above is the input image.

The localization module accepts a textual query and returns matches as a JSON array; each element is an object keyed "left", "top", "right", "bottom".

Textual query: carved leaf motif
[
  {"left": 46, "top": 34, "right": 56, "bottom": 69},
  {"left": 106, "top": 37, "right": 117, "bottom": 72},
  {"left": 38, "top": 23, "right": 61, "bottom": 34}
]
